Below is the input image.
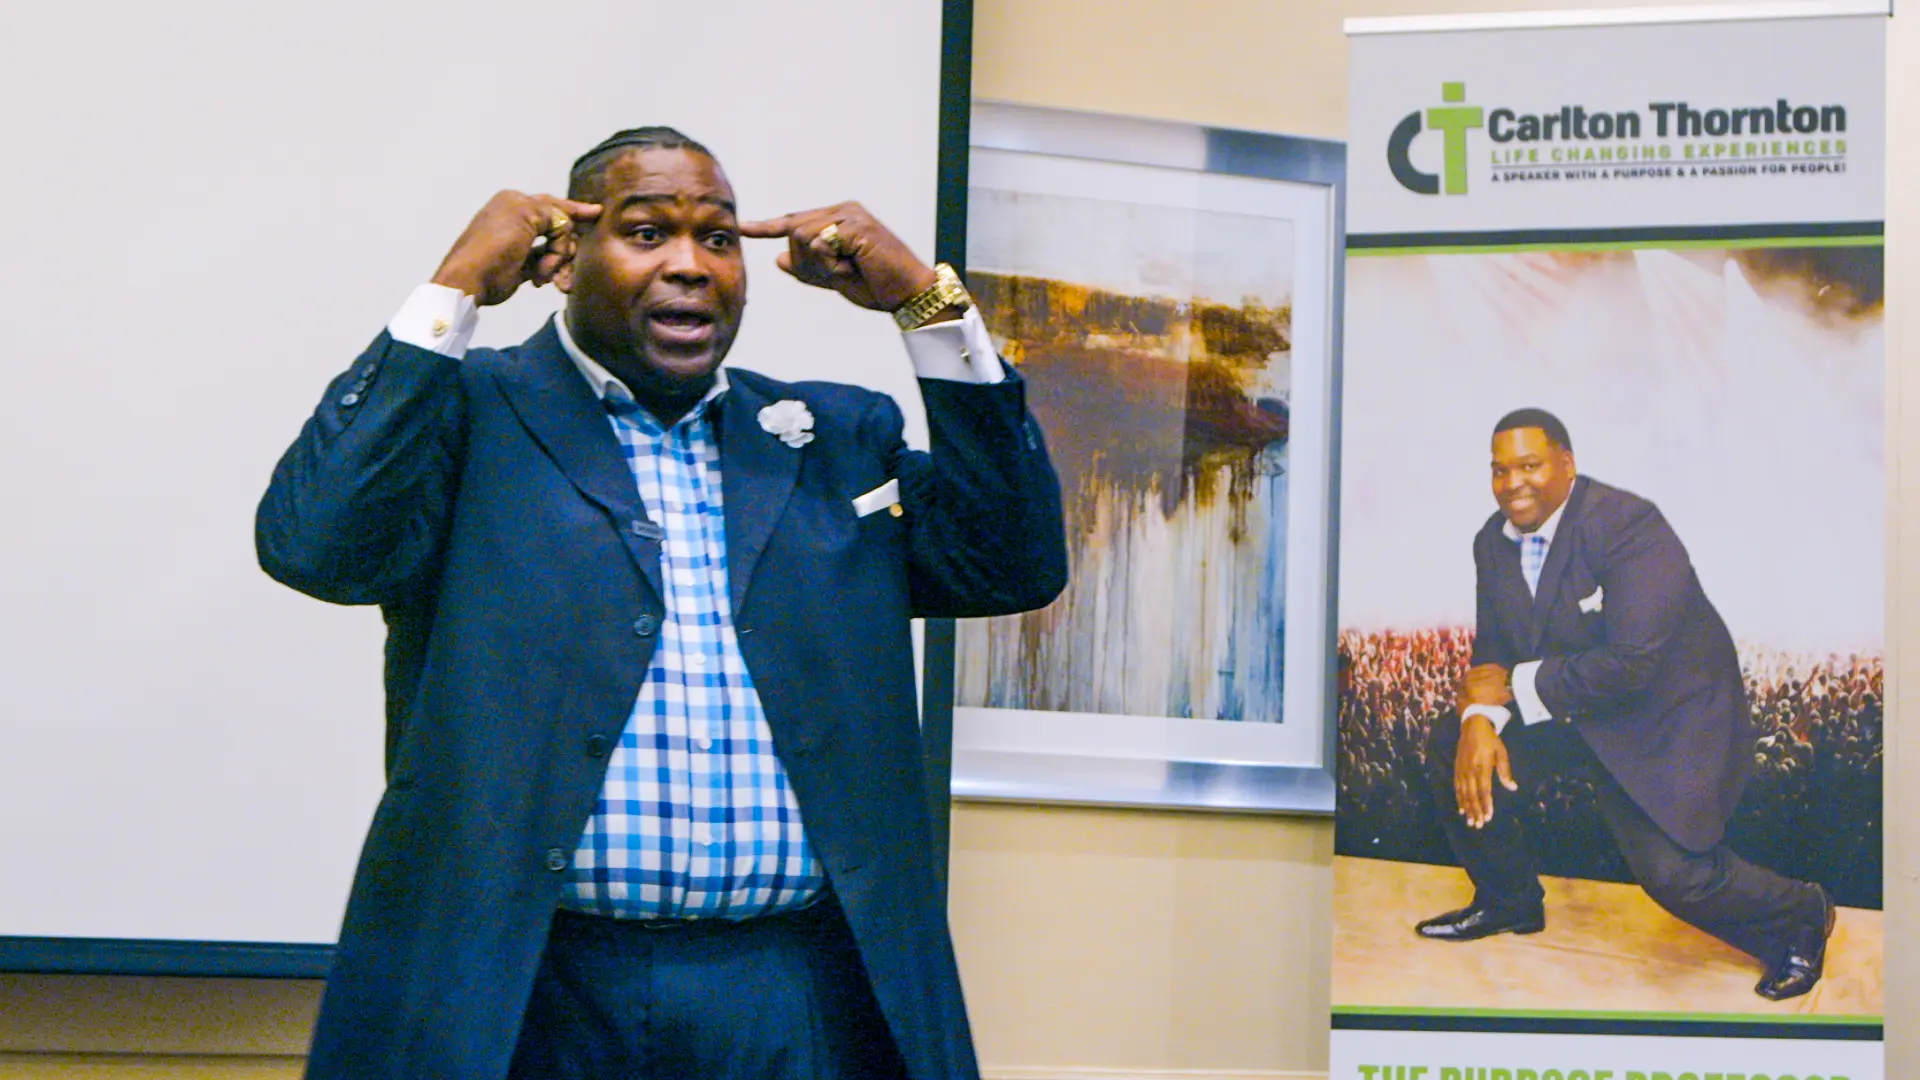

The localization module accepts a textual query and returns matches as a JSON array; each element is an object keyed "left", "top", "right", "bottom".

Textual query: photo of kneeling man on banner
[{"left": 1334, "top": 242, "right": 1883, "bottom": 1018}]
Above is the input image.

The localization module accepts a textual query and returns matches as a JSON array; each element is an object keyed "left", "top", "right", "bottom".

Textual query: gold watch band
[{"left": 892, "top": 263, "right": 973, "bottom": 331}]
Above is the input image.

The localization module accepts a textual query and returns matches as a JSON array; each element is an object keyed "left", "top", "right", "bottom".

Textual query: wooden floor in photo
[{"left": 1333, "top": 855, "right": 1883, "bottom": 1017}]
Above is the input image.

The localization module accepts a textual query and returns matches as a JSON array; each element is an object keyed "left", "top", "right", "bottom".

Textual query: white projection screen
[{"left": 0, "top": 0, "right": 961, "bottom": 974}]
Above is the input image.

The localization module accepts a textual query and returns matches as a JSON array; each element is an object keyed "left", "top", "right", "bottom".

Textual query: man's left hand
[
  {"left": 1458, "top": 663, "right": 1514, "bottom": 710},
  {"left": 740, "top": 203, "right": 943, "bottom": 316}
]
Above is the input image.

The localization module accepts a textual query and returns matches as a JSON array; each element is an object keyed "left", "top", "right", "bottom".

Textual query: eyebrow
[{"left": 616, "top": 193, "right": 737, "bottom": 215}]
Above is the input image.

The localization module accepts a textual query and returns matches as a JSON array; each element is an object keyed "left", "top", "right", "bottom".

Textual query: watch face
[
  {"left": 896, "top": 266, "right": 971, "bottom": 328},
  {"left": 937, "top": 265, "right": 972, "bottom": 306}
]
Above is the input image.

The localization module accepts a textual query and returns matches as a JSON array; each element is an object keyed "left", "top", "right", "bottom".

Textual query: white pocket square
[
  {"left": 1578, "top": 586, "right": 1605, "bottom": 614},
  {"left": 852, "top": 478, "right": 902, "bottom": 519}
]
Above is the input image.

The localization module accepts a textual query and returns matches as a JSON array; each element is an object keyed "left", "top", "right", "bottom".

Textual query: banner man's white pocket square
[
  {"left": 852, "top": 479, "right": 902, "bottom": 519},
  {"left": 1579, "top": 586, "right": 1605, "bottom": 613}
]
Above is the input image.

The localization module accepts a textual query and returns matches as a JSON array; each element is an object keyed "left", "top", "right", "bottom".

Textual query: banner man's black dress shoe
[
  {"left": 1415, "top": 902, "right": 1546, "bottom": 942},
  {"left": 1755, "top": 884, "right": 1836, "bottom": 1001}
]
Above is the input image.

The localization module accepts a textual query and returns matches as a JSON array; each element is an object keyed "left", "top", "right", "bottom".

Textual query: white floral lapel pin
[
  {"left": 1579, "top": 586, "right": 1605, "bottom": 614},
  {"left": 758, "top": 400, "right": 815, "bottom": 448}
]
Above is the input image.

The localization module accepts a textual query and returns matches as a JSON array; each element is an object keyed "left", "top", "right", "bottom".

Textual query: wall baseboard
[
  {"left": 0, "top": 1052, "right": 1330, "bottom": 1080},
  {"left": 990, "top": 1060, "right": 1320, "bottom": 1068}
]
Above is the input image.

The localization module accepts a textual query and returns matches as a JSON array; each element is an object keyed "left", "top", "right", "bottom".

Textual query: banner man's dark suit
[
  {"left": 256, "top": 321, "right": 1067, "bottom": 1080},
  {"left": 1426, "top": 473, "right": 1820, "bottom": 975},
  {"left": 1469, "top": 474, "right": 1750, "bottom": 852}
]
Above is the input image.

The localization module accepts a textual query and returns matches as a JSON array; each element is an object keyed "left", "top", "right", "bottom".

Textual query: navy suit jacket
[
  {"left": 1470, "top": 475, "right": 1751, "bottom": 852},
  {"left": 257, "top": 320, "right": 1068, "bottom": 1080}
]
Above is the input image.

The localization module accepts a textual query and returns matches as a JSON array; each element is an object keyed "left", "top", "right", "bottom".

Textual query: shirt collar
[
  {"left": 553, "top": 311, "right": 729, "bottom": 410},
  {"left": 1501, "top": 488, "right": 1571, "bottom": 546}
]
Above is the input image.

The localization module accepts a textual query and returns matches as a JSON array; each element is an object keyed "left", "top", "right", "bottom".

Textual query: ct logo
[{"left": 1388, "top": 82, "right": 1485, "bottom": 195}]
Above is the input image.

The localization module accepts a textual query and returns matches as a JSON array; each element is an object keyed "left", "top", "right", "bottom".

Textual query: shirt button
[
  {"left": 633, "top": 615, "right": 659, "bottom": 637},
  {"left": 689, "top": 654, "right": 707, "bottom": 670},
  {"left": 585, "top": 734, "right": 612, "bottom": 758},
  {"left": 697, "top": 734, "right": 713, "bottom": 750},
  {"left": 545, "top": 848, "right": 569, "bottom": 872},
  {"left": 340, "top": 392, "right": 361, "bottom": 406}
]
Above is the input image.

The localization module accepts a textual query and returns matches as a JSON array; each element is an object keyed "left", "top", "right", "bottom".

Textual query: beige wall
[{"left": 2, "top": 2, "right": 1910, "bottom": 1078}]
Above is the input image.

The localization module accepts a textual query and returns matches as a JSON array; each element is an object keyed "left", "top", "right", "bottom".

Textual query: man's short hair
[
  {"left": 1493, "top": 407, "right": 1573, "bottom": 451},
  {"left": 569, "top": 126, "right": 715, "bottom": 202}
]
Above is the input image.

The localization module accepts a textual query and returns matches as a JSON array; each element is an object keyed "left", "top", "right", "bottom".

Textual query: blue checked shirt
[
  {"left": 552, "top": 317, "right": 822, "bottom": 921},
  {"left": 384, "top": 285, "right": 1007, "bottom": 920},
  {"left": 1465, "top": 496, "right": 1573, "bottom": 734},
  {"left": 1501, "top": 497, "right": 1566, "bottom": 599},
  {"left": 1519, "top": 532, "right": 1548, "bottom": 595}
]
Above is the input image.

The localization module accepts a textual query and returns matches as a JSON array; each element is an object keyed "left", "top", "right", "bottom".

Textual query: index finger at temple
[
  {"left": 556, "top": 198, "right": 603, "bottom": 220},
  {"left": 738, "top": 215, "right": 796, "bottom": 238}
]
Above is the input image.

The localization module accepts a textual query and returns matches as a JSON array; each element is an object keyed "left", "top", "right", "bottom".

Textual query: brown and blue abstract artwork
[{"left": 955, "top": 188, "right": 1296, "bottom": 724}]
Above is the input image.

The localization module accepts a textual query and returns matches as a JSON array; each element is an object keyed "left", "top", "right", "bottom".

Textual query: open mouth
[{"left": 648, "top": 307, "right": 717, "bottom": 347}]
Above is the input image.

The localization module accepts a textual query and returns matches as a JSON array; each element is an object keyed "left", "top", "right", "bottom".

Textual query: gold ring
[
  {"left": 546, "top": 207, "right": 571, "bottom": 235},
  {"left": 819, "top": 222, "right": 852, "bottom": 258}
]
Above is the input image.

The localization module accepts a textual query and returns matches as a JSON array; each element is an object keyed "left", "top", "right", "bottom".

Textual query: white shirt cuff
[
  {"left": 389, "top": 283, "right": 480, "bottom": 358},
  {"left": 1461, "top": 704, "right": 1513, "bottom": 736},
  {"left": 901, "top": 307, "right": 1006, "bottom": 384},
  {"left": 1512, "top": 660, "right": 1553, "bottom": 725}
]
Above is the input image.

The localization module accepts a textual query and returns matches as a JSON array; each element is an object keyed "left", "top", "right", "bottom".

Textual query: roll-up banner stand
[{"left": 1336, "top": 5, "right": 1886, "bottom": 1079}]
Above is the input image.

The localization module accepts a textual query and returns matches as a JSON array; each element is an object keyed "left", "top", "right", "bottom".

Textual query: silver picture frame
[{"left": 941, "top": 102, "right": 1347, "bottom": 815}]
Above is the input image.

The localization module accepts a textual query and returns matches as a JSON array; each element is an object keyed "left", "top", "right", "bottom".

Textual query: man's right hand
[
  {"left": 1455, "top": 714, "right": 1518, "bottom": 829},
  {"left": 431, "top": 191, "right": 603, "bottom": 307}
]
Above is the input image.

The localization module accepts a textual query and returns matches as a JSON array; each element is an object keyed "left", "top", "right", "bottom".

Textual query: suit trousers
[
  {"left": 1424, "top": 712, "right": 1815, "bottom": 966},
  {"left": 507, "top": 895, "right": 909, "bottom": 1080}
]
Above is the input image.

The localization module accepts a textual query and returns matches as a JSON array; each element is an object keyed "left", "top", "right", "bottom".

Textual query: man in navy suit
[
  {"left": 1414, "top": 408, "right": 1834, "bottom": 1001},
  {"left": 257, "top": 127, "right": 1066, "bottom": 1080}
]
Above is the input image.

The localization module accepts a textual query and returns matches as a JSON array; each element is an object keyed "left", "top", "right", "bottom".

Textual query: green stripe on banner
[
  {"left": 1333, "top": 1005, "right": 1883, "bottom": 1026},
  {"left": 1350, "top": 235, "right": 1885, "bottom": 256}
]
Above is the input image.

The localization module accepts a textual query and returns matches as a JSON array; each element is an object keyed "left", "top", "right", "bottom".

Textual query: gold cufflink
[
  {"left": 889, "top": 504, "right": 904, "bottom": 518},
  {"left": 431, "top": 317, "right": 450, "bottom": 337}
]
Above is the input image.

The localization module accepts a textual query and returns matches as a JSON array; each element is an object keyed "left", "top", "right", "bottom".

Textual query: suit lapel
[
  {"left": 493, "top": 321, "right": 664, "bottom": 603},
  {"left": 1521, "top": 476, "right": 1588, "bottom": 655},
  {"left": 716, "top": 372, "right": 801, "bottom": 619},
  {"left": 1488, "top": 535, "right": 1534, "bottom": 652}
]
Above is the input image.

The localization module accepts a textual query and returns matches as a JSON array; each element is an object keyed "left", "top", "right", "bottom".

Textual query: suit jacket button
[
  {"left": 633, "top": 614, "right": 659, "bottom": 637},
  {"left": 585, "top": 734, "right": 612, "bottom": 758},
  {"left": 545, "top": 848, "right": 569, "bottom": 872}
]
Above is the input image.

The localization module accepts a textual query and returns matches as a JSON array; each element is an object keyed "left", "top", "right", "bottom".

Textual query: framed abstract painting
[{"left": 938, "top": 102, "right": 1346, "bottom": 813}]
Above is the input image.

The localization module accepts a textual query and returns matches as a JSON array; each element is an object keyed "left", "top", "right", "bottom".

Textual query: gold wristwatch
[{"left": 892, "top": 262, "right": 973, "bottom": 331}]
